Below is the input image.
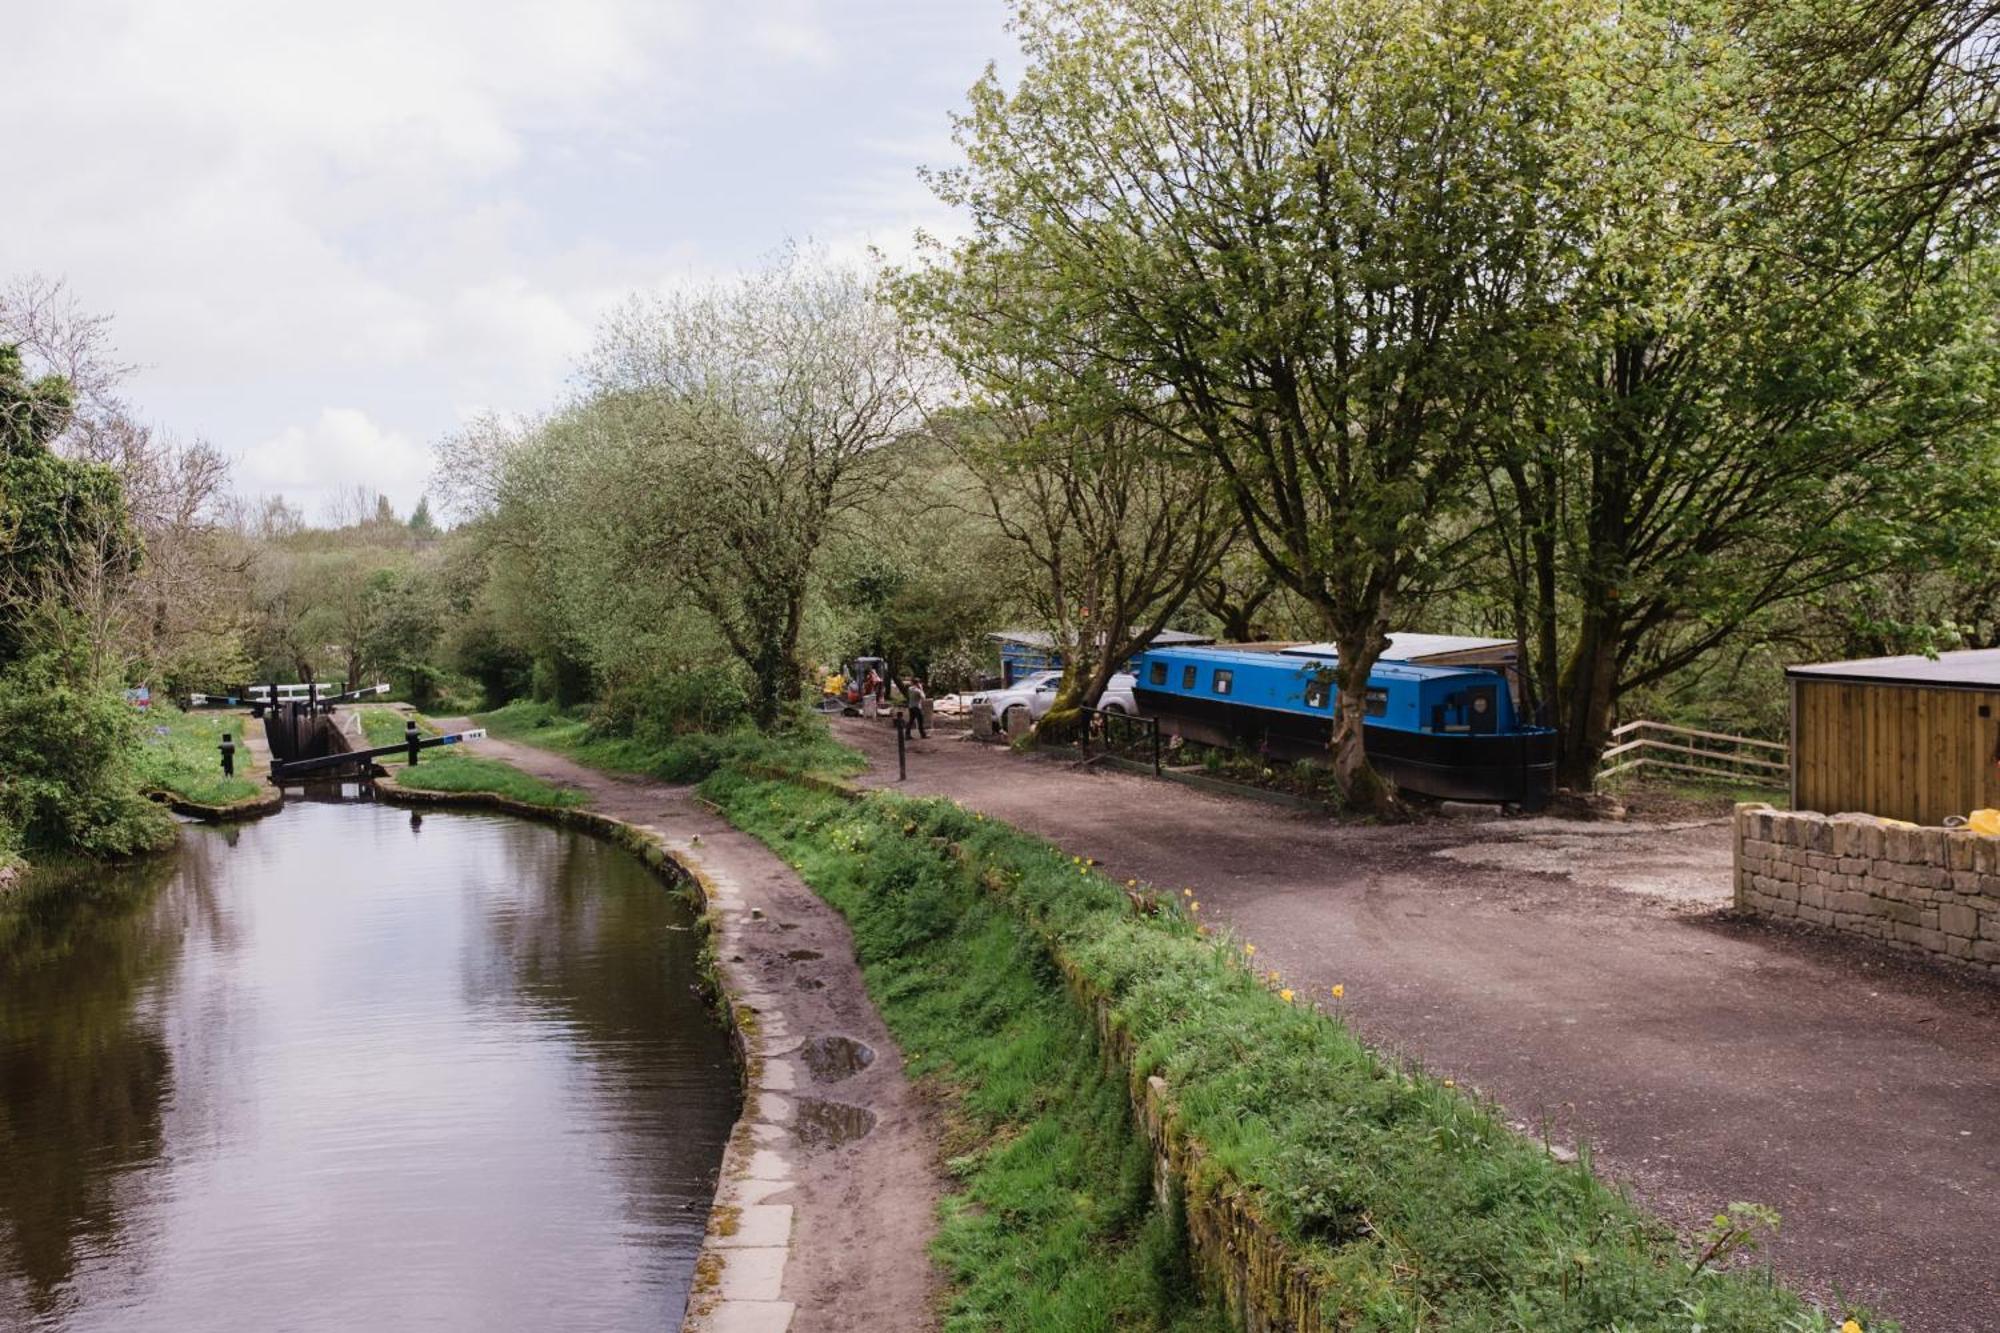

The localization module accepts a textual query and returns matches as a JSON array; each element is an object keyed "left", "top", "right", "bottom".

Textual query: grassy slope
[
  {"left": 707, "top": 767, "right": 1227, "bottom": 1333},
  {"left": 387, "top": 752, "right": 585, "bottom": 809},
  {"left": 129, "top": 706, "right": 261, "bottom": 805},
  {"left": 703, "top": 770, "right": 1880, "bottom": 1333},
  {"left": 478, "top": 699, "right": 861, "bottom": 784},
  {"left": 357, "top": 705, "right": 440, "bottom": 749}
]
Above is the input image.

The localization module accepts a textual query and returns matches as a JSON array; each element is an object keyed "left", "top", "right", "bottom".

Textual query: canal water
[{"left": 0, "top": 801, "right": 741, "bottom": 1330}]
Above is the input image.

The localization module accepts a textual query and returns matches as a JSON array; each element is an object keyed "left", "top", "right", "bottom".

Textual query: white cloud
[
  {"left": 238, "top": 408, "right": 432, "bottom": 518},
  {"left": 0, "top": 0, "right": 1012, "bottom": 509}
]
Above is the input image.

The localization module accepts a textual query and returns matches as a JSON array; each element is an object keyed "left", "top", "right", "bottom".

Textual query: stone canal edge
[{"left": 374, "top": 761, "right": 941, "bottom": 1333}]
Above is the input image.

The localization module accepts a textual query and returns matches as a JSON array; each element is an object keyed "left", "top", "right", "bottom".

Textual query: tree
[
  {"left": 944, "top": 403, "right": 1231, "bottom": 737},
  {"left": 580, "top": 249, "right": 933, "bottom": 726},
  {"left": 922, "top": 0, "right": 1584, "bottom": 807},
  {"left": 0, "top": 344, "right": 136, "bottom": 667},
  {"left": 1467, "top": 16, "right": 2000, "bottom": 787},
  {"left": 407, "top": 495, "right": 439, "bottom": 540}
]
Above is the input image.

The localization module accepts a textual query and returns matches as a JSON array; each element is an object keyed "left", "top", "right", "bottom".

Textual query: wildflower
[
  {"left": 1331, "top": 984, "right": 1345, "bottom": 1000},
  {"left": 1267, "top": 970, "right": 1281, "bottom": 984},
  {"left": 1279, "top": 988, "right": 1294, "bottom": 1003},
  {"left": 1443, "top": 1078, "right": 1455, "bottom": 1088},
  {"left": 1841, "top": 1323, "right": 1863, "bottom": 1333},
  {"left": 1182, "top": 888, "right": 1192, "bottom": 898},
  {"left": 1126, "top": 879, "right": 1137, "bottom": 888},
  {"left": 1190, "top": 901, "right": 1199, "bottom": 912},
  {"left": 1072, "top": 856, "right": 1081, "bottom": 864},
  {"left": 1244, "top": 944, "right": 1256, "bottom": 957},
  {"left": 1197, "top": 925, "right": 1211, "bottom": 936}
]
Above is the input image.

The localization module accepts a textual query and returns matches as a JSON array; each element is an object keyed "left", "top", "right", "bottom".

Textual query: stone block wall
[{"left": 1734, "top": 803, "right": 2000, "bottom": 975}]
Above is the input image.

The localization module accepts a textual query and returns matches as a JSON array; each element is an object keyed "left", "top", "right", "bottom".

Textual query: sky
[{"left": 1, "top": 0, "right": 1015, "bottom": 519}]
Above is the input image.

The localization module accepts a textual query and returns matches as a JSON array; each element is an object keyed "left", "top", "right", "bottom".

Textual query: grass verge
[
  {"left": 130, "top": 705, "right": 261, "bottom": 806},
  {"left": 478, "top": 698, "right": 861, "bottom": 785},
  {"left": 387, "top": 751, "right": 586, "bottom": 809},
  {"left": 358, "top": 706, "right": 440, "bottom": 749},
  {"left": 701, "top": 767, "right": 1885, "bottom": 1333}
]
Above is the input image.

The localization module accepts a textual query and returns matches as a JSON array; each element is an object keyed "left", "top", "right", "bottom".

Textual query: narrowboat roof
[
  {"left": 1787, "top": 647, "right": 2000, "bottom": 691},
  {"left": 1281, "top": 634, "right": 1518, "bottom": 664},
  {"left": 1140, "top": 642, "right": 1496, "bottom": 683},
  {"left": 991, "top": 628, "right": 1214, "bottom": 650}
]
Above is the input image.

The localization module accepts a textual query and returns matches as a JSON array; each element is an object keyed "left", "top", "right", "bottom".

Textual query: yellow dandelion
[
  {"left": 1331, "top": 984, "right": 1345, "bottom": 1000},
  {"left": 1182, "top": 888, "right": 1193, "bottom": 898},
  {"left": 1267, "top": 970, "right": 1281, "bottom": 984},
  {"left": 1841, "top": 1322, "right": 1863, "bottom": 1333},
  {"left": 1279, "top": 988, "right": 1294, "bottom": 1003},
  {"left": 1190, "top": 901, "right": 1199, "bottom": 912},
  {"left": 1443, "top": 1078, "right": 1455, "bottom": 1088},
  {"left": 1244, "top": 943, "right": 1256, "bottom": 957},
  {"left": 1126, "top": 879, "right": 1137, "bottom": 888}
]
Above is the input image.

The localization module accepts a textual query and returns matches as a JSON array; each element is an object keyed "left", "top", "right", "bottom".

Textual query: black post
[
  {"left": 219, "top": 733, "right": 236, "bottom": 778},
  {"left": 895, "top": 714, "right": 907, "bottom": 782},
  {"left": 406, "top": 720, "right": 421, "bottom": 767},
  {"left": 308, "top": 680, "right": 318, "bottom": 716},
  {"left": 1152, "top": 719, "right": 1162, "bottom": 776}
]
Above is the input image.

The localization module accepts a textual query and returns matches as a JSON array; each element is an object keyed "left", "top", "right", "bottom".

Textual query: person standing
[{"left": 902, "top": 676, "right": 929, "bottom": 739}]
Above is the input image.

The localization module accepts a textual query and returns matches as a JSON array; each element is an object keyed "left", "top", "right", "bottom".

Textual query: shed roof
[
  {"left": 1787, "top": 647, "right": 2000, "bottom": 691},
  {"left": 990, "top": 628, "right": 1214, "bottom": 650}
]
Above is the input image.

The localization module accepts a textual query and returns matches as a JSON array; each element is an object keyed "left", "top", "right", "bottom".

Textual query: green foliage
[
  {"left": 478, "top": 699, "right": 861, "bottom": 786},
  {"left": 705, "top": 772, "right": 1882, "bottom": 1332},
  {"left": 389, "top": 752, "right": 585, "bottom": 809},
  {"left": 590, "top": 664, "right": 752, "bottom": 743},
  {"left": 0, "top": 345, "right": 137, "bottom": 666},
  {"left": 0, "top": 647, "right": 174, "bottom": 858},
  {"left": 127, "top": 705, "right": 260, "bottom": 806}
]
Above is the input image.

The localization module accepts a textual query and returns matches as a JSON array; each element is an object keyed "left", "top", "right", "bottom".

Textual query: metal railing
[
  {"left": 1597, "top": 720, "right": 1788, "bottom": 785},
  {"left": 1074, "top": 706, "right": 1162, "bottom": 776}
]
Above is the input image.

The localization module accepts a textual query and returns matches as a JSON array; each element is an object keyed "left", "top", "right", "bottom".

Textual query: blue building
[
  {"left": 1133, "top": 637, "right": 1554, "bottom": 806},
  {"left": 990, "top": 629, "right": 1214, "bottom": 687}
]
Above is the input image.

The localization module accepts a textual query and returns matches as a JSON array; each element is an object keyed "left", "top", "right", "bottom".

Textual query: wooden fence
[{"left": 1596, "top": 720, "right": 1789, "bottom": 787}]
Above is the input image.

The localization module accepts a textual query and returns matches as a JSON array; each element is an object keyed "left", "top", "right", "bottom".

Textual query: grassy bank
[
  {"left": 387, "top": 751, "right": 585, "bottom": 809},
  {"left": 702, "top": 767, "right": 1882, "bottom": 1333},
  {"left": 479, "top": 699, "right": 860, "bottom": 785},
  {"left": 357, "top": 705, "right": 439, "bottom": 749},
  {"left": 130, "top": 705, "right": 261, "bottom": 806}
]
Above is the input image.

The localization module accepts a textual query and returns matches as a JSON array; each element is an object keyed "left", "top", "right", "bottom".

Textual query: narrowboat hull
[{"left": 1136, "top": 688, "right": 1554, "bottom": 807}]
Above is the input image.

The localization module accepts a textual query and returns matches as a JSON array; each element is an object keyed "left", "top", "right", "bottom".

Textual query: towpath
[
  {"left": 842, "top": 715, "right": 2000, "bottom": 1333},
  {"left": 438, "top": 726, "right": 941, "bottom": 1333}
]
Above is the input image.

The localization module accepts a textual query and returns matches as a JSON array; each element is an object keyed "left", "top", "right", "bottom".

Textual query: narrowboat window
[
  {"left": 1365, "top": 687, "right": 1388, "bottom": 717},
  {"left": 1180, "top": 664, "right": 1197, "bottom": 689},
  {"left": 1212, "top": 669, "right": 1234, "bottom": 696},
  {"left": 1148, "top": 661, "right": 1168, "bottom": 687},
  {"left": 1304, "top": 679, "right": 1329, "bottom": 708}
]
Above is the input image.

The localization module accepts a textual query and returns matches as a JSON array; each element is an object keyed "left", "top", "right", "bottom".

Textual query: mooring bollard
[
  {"left": 219, "top": 733, "right": 236, "bottom": 778},
  {"left": 406, "top": 719, "right": 421, "bottom": 767}
]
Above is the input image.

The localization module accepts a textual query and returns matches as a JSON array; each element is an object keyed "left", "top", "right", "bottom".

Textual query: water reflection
[{"left": 0, "top": 803, "right": 739, "bottom": 1330}]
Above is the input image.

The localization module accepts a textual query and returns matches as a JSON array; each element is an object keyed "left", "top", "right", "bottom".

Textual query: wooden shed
[{"left": 1788, "top": 648, "right": 2000, "bottom": 824}]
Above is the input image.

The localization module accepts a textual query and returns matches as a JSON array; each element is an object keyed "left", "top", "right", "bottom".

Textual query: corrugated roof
[
  {"left": 1787, "top": 647, "right": 2000, "bottom": 690},
  {"left": 1276, "top": 634, "right": 1518, "bottom": 663}
]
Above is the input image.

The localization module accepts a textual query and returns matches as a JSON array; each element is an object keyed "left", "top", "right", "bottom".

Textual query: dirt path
[
  {"left": 846, "top": 717, "right": 2000, "bottom": 1333},
  {"left": 447, "top": 729, "right": 941, "bottom": 1333}
]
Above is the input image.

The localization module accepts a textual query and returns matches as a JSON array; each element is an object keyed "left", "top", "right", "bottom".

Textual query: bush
[
  {"left": 591, "top": 664, "right": 752, "bottom": 743},
  {"left": 0, "top": 649, "right": 175, "bottom": 858}
]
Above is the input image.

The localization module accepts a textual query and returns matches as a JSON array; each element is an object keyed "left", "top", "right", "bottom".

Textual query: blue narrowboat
[{"left": 1132, "top": 641, "right": 1555, "bottom": 806}]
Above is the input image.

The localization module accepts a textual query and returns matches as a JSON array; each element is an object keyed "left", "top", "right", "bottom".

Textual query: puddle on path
[
  {"left": 786, "top": 949, "right": 823, "bottom": 962},
  {"left": 793, "top": 1098, "right": 877, "bottom": 1150},
  {"left": 799, "top": 1034, "right": 875, "bottom": 1083}
]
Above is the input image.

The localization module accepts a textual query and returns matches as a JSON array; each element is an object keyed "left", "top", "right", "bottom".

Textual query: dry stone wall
[{"left": 1734, "top": 803, "right": 2000, "bottom": 975}]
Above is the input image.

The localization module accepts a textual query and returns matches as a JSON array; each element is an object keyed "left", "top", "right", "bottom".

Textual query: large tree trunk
[
  {"left": 1330, "top": 624, "right": 1404, "bottom": 817},
  {"left": 1556, "top": 599, "right": 1622, "bottom": 790}
]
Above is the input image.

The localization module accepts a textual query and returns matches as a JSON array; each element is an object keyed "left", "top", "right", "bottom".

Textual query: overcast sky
[{"left": 2, "top": 1, "right": 1013, "bottom": 519}]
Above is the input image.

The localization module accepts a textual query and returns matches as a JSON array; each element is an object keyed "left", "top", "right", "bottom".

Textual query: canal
[{"left": 0, "top": 801, "right": 741, "bottom": 1330}]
